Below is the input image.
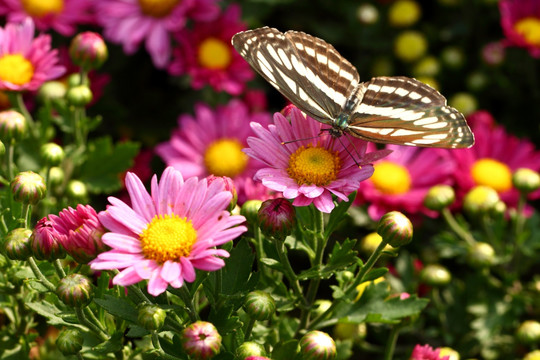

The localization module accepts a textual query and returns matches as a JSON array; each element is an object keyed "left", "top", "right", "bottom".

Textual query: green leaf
[
  {"left": 84, "top": 332, "right": 123, "bottom": 355},
  {"left": 94, "top": 294, "right": 138, "bottom": 323},
  {"left": 272, "top": 339, "right": 301, "bottom": 360},
  {"left": 260, "top": 257, "right": 285, "bottom": 272},
  {"left": 221, "top": 238, "right": 257, "bottom": 295},
  {"left": 79, "top": 136, "right": 140, "bottom": 194},
  {"left": 25, "top": 301, "right": 87, "bottom": 330},
  {"left": 325, "top": 192, "right": 356, "bottom": 239},
  {"left": 361, "top": 267, "right": 388, "bottom": 282}
]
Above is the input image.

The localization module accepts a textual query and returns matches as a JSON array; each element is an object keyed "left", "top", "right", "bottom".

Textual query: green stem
[
  {"left": 244, "top": 317, "right": 256, "bottom": 341},
  {"left": 383, "top": 323, "right": 403, "bottom": 360},
  {"left": 177, "top": 285, "right": 199, "bottom": 322},
  {"left": 27, "top": 257, "right": 55, "bottom": 292},
  {"left": 151, "top": 332, "right": 183, "bottom": 360},
  {"left": 53, "top": 259, "right": 66, "bottom": 278},
  {"left": 441, "top": 208, "right": 476, "bottom": 246},
  {"left": 10, "top": 92, "right": 37, "bottom": 139},
  {"left": 514, "top": 192, "right": 527, "bottom": 239},
  {"left": 6, "top": 138, "right": 14, "bottom": 180},
  {"left": 84, "top": 306, "right": 107, "bottom": 333},
  {"left": 274, "top": 240, "right": 305, "bottom": 304},
  {"left": 22, "top": 204, "right": 31, "bottom": 228},
  {"left": 75, "top": 307, "right": 108, "bottom": 341}
]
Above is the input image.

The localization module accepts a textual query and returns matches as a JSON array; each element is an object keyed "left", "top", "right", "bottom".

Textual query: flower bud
[
  {"left": 439, "top": 347, "right": 460, "bottom": 360},
  {"left": 441, "top": 46, "right": 465, "bottom": 69},
  {"left": 49, "top": 166, "right": 65, "bottom": 187},
  {"left": 356, "top": 3, "right": 378, "bottom": 24},
  {"left": 69, "top": 32, "right": 108, "bottom": 70},
  {"left": 4, "top": 228, "right": 32, "bottom": 260},
  {"left": 463, "top": 186, "right": 499, "bottom": 216},
  {"left": 0, "top": 140, "right": 5, "bottom": 156},
  {"left": 524, "top": 350, "right": 540, "bottom": 360},
  {"left": 482, "top": 41, "right": 505, "bottom": 66},
  {"left": 56, "top": 328, "right": 83, "bottom": 355},
  {"left": 420, "top": 264, "right": 451, "bottom": 287},
  {"left": 448, "top": 92, "right": 477, "bottom": 116},
  {"left": 41, "top": 143, "right": 65, "bottom": 166},
  {"left": 312, "top": 300, "right": 332, "bottom": 318},
  {"left": 56, "top": 274, "right": 94, "bottom": 308},
  {"left": 38, "top": 81, "right": 67, "bottom": 102},
  {"left": 11, "top": 171, "right": 47, "bottom": 205},
  {"left": 333, "top": 322, "right": 367, "bottom": 343},
  {"left": 207, "top": 175, "right": 237, "bottom": 210},
  {"left": 388, "top": 0, "right": 421, "bottom": 27},
  {"left": 513, "top": 168, "right": 540, "bottom": 194},
  {"left": 258, "top": 198, "right": 296, "bottom": 239},
  {"left": 182, "top": 321, "right": 222, "bottom": 360},
  {"left": 516, "top": 320, "right": 540, "bottom": 345},
  {"left": 467, "top": 242, "right": 496, "bottom": 268},
  {"left": 376, "top": 211, "right": 413, "bottom": 248},
  {"left": 244, "top": 290, "right": 276, "bottom": 321},
  {"left": 0, "top": 110, "right": 27, "bottom": 141},
  {"left": 30, "top": 217, "right": 66, "bottom": 260},
  {"left": 240, "top": 200, "right": 262, "bottom": 226},
  {"left": 66, "top": 180, "right": 88, "bottom": 201},
  {"left": 236, "top": 341, "right": 267, "bottom": 359},
  {"left": 359, "top": 232, "right": 393, "bottom": 255},
  {"left": 424, "top": 185, "right": 456, "bottom": 211},
  {"left": 300, "top": 330, "right": 336, "bottom": 360},
  {"left": 67, "top": 73, "right": 89, "bottom": 88},
  {"left": 394, "top": 31, "right": 427, "bottom": 62},
  {"left": 138, "top": 303, "right": 166, "bottom": 331},
  {"left": 413, "top": 56, "right": 440, "bottom": 77},
  {"left": 66, "top": 85, "right": 93, "bottom": 107}
]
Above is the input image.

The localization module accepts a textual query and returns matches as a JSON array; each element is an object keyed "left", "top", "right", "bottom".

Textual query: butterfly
[{"left": 231, "top": 27, "right": 474, "bottom": 149}]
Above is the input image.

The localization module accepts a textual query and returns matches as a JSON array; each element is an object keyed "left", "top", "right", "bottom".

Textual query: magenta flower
[
  {"left": 89, "top": 167, "right": 247, "bottom": 296},
  {"left": 50, "top": 204, "right": 108, "bottom": 263},
  {"left": 95, "top": 0, "right": 219, "bottom": 69},
  {"left": 451, "top": 110, "right": 540, "bottom": 208},
  {"left": 355, "top": 144, "right": 456, "bottom": 220},
  {"left": 410, "top": 344, "right": 450, "bottom": 360},
  {"left": 244, "top": 106, "right": 389, "bottom": 213},
  {"left": 500, "top": 0, "right": 540, "bottom": 58},
  {"left": 155, "top": 99, "right": 274, "bottom": 204},
  {"left": 0, "top": 18, "right": 65, "bottom": 91},
  {"left": 168, "top": 4, "right": 254, "bottom": 95},
  {"left": 0, "top": 0, "right": 93, "bottom": 36}
]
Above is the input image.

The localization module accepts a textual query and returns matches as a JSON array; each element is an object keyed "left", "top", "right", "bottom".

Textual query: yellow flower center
[
  {"left": 140, "top": 214, "right": 197, "bottom": 264},
  {"left": 204, "top": 139, "right": 248, "bottom": 178},
  {"left": 287, "top": 145, "right": 341, "bottom": 186},
  {"left": 20, "top": 0, "right": 64, "bottom": 17},
  {"left": 471, "top": 158, "right": 512, "bottom": 192},
  {"left": 138, "top": 0, "right": 180, "bottom": 18},
  {"left": 0, "top": 54, "right": 34, "bottom": 86},
  {"left": 514, "top": 17, "right": 540, "bottom": 47},
  {"left": 371, "top": 161, "right": 411, "bottom": 195},
  {"left": 198, "top": 38, "right": 232, "bottom": 70}
]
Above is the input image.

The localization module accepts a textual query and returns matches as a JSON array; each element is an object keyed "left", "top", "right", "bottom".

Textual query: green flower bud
[
  {"left": 56, "top": 328, "right": 83, "bottom": 355},
  {"left": 41, "top": 143, "right": 65, "bottom": 166},
  {"left": 11, "top": 171, "right": 47, "bottom": 205},
  {"left": 394, "top": 31, "right": 427, "bottom": 62},
  {"left": 244, "top": 290, "right": 276, "bottom": 321},
  {"left": 388, "top": 0, "right": 421, "bottom": 27},
  {"left": 38, "top": 81, "right": 67, "bottom": 102},
  {"left": 439, "top": 347, "right": 460, "bottom": 360},
  {"left": 49, "top": 167, "right": 65, "bottom": 187},
  {"left": 67, "top": 73, "right": 89, "bottom": 88},
  {"left": 448, "top": 92, "right": 478, "bottom": 116},
  {"left": 66, "top": 85, "right": 93, "bottom": 106},
  {"left": 333, "top": 322, "right": 367, "bottom": 343},
  {"left": 516, "top": 320, "right": 540, "bottom": 345},
  {"left": 66, "top": 180, "right": 88, "bottom": 201},
  {"left": 376, "top": 211, "right": 413, "bottom": 248},
  {"left": 463, "top": 186, "right": 499, "bottom": 216},
  {"left": 312, "top": 300, "right": 332, "bottom": 318},
  {"left": 137, "top": 303, "right": 166, "bottom": 331},
  {"left": 424, "top": 185, "right": 455, "bottom": 211},
  {"left": 467, "top": 242, "right": 496, "bottom": 268},
  {"left": 466, "top": 72, "right": 488, "bottom": 91},
  {"left": 413, "top": 56, "right": 441, "bottom": 77},
  {"left": 441, "top": 46, "right": 465, "bottom": 68},
  {"left": 236, "top": 341, "right": 267, "bottom": 359},
  {"left": 4, "top": 228, "right": 32, "bottom": 260},
  {"left": 182, "top": 321, "right": 222, "bottom": 360},
  {"left": 69, "top": 32, "right": 108, "bottom": 70},
  {"left": 241, "top": 200, "right": 263, "bottom": 226},
  {"left": 420, "top": 264, "right": 451, "bottom": 287},
  {"left": 513, "top": 168, "right": 540, "bottom": 194},
  {"left": 0, "top": 110, "right": 27, "bottom": 141},
  {"left": 258, "top": 198, "right": 296, "bottom": 240},
  {"left": 0, "top": 140, "right": 5, "bottom": 156},
  {"left": 56, "top": 274, "right": 94, "bottom": 308},
  {"left": 356, "top": 3, "right": 378, "bottom": 24},
  {"left": 300, "top": 331, "right": 337, "bottom": 360}
]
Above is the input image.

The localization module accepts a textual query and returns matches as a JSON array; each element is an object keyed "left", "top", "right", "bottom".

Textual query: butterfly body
[{"left": 232, "top": 27, "right": 474, "bottom": 149}]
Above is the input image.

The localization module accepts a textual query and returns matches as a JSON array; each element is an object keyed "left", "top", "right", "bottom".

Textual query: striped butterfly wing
[
  {"left": 347, "top": 77, "right": 474, "bottom": 148},
  {"left": 231, "top": 27, "right": 360, "bottom": 124}
]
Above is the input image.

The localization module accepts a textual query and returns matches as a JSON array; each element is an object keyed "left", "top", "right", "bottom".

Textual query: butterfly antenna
[
  {"left": 280, "top": 132, "right": 328, "bottom": 145},
  {"left": 337, "top": 136, "right": 362, "bottom": 168}
]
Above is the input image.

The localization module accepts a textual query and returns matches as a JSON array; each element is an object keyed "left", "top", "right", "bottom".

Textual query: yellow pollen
[
  {"left": 140, "top": 214, "right": 197, "bottom": 264},
  {"left": 514, "top": 17, "right": 540, "bottom": 47},
  {"left": 21, "top": 0, "right": 64, "bottom": 17},
  {"left": 204, "top": 139, "right": 248, "bottom": 178},
  {"left": 371, "top": 161, "right": 412, "bottom": 195},
  {"left": 138, "top": 0, "right": 180, "bottom": 17},
  {"left": 287, "top": 145, "right": 341, "bottom": 186},
  {"left": 471, "top": 158, "right": 512, "bottom": 192},
  {"left": 198, "top": 38, "right": 232, "bottom": 70},
  {"left": 0, "top": 54, "right": 34, "bottom": 86}
]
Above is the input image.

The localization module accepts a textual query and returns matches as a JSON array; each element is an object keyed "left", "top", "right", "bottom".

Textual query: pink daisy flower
[
  {"left": 95, "top": 0, "right": 219, "bottom": 69},
  {"left": 244, "top": 106, "right": 390, "bottom": 213},
  {"left": 0, "top": 18, "right": 65, "bottom": 92},
  {"left": 0, "top": 0, "right": 93, "bottom": 36},
  {"left": 89, "top": 167, "right": 247, "bottom": 296},
  {"left": 500, "top": 0, "right": 540, "bottom": 58},
  {"left": 155, "top": 99, "right": 275, "bottom": 204},
  {"left": 355, "top": 144, "right": 456, "bottom": 220},
  {"left": 410, "top": 344, "right": 450, "bottom": 360},
  {"left": 451, "top": 110, "right": 540, "bottom": 208},
  {"left": 168, "top": 4, "right": 254, "bottom": 95}
]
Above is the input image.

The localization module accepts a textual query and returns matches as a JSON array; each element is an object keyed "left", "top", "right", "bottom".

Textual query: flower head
[
  {"left": 168, "top": 4, "right": 254, "bottom": 95},
  {"left": 50, "top": 204, "right": 108, "bottom": 263},
  {"left": 500, "top": 0, "right": 540, "bottom": 58},
  {"left": 96, "top": 0, "right": 219, "bottom": 69},
  {"left": 410, "top": 344, "right": 450, "bottom": 360},
  {"left": 182, "top": 321, "right": 222, "bottom": 360},
  {"left": 0, "top": 18, "right": 65, "bottom": 91},
  {"left": 245, "top": 106, "right": 387, "bottom": 213},
  {"left": 155, "top": 100, "right": 274, "bottom": 204},
  {"left": 0, "top": 0, "right": 93, "bottom": 36},
  {"left": 356, "top": 145, "right": 455, "bottom": 219},
  {"left": 30, "top": 217, "right": 65, "bottom": 260},
  {"left": 69, "top": 32, "right": 108, "bottom": 70},
  {"left": 89, "top": 167, "right": 247, "bottom": 296}
]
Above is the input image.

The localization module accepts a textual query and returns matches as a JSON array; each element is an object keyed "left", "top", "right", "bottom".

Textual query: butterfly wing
[
  {"left": 346, "top": 76, "right": 474, "bottom": 148},
  {"left": 231, "top": 27, "right": 360, "bottom": 124}
]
